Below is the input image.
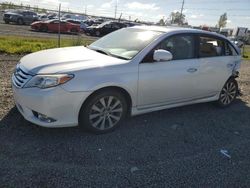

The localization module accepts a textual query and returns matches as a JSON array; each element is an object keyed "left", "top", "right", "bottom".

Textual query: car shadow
[
  {"left": 1, "top": 98, "right": 250, "bottom": 187},
  {"left": 1, "top": 98, "right": 250, "bottom": 139}
]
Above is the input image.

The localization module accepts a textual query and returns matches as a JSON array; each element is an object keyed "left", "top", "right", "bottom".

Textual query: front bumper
[
  {"left": 12, "top": 83, "right": 91, "bottom": 128},
  {"left": 3, "top": 17, "right": 17, "bottom": 23}
]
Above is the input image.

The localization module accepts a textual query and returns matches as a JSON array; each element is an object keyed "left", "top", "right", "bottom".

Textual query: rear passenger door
[{"left": 195, "top": 35, "right": 239, "bottom": 97}]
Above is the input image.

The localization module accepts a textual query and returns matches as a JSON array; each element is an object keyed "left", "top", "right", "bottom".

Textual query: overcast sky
[{"left": 1, "top": 0, "right": 250, "bottom": 28}]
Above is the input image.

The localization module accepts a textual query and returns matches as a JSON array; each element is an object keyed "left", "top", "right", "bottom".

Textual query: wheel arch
[{"left": 78, "top": 86, "right": 133, "bottom": 120}]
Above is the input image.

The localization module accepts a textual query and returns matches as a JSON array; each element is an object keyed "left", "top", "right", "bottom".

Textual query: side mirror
[{"left": 153, "top": 49, "right": 173, "bottom": 62}]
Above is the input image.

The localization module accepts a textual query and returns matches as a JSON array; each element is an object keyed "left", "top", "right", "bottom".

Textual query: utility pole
[
  {"left": 119, "top": 13, "right": 122, "bottom": 22},
  {"left": 180, "top": 0, "right": 185, "bottom": 25},
  {"left": 114, "top": 0, "right": 117, "bottom": 19},
  {"left": 58, "top": 3, "right": 61, "bottom": 47}
]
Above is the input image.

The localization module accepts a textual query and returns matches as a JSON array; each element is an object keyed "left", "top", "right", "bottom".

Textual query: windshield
[
  {"left": 89, "top": 28, "right": 163, "bottom": 60},
  {"left": 97, "top": 21, "right": 111, "bottom": 28}
]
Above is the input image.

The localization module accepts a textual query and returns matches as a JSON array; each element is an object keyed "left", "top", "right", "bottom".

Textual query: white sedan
[{"left": 12, "top": 26, "right": 241, "bottom": 133}]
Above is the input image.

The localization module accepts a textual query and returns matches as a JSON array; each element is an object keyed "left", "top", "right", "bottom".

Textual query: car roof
[{"left": 132, "top": 26, "right": 228, "bottom": 40}]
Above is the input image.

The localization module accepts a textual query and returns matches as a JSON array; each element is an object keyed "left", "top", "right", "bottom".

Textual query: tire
[
  {"left": 217, "top": 78, "right": 238, "bottom": 107},
  {"left": 4, "top": 20, "right": 9, "bottom": 24},
  {"left": 17, "top": 18, "right": 24, "bottom": 25},
  {"left": 79, "top": 90, "right": 128, "bottom": 134},
  {"left": 95, "top": 30, "right": 101, "bottom": 37},
  {"left": 33, "top": 26, "right": 38, "bottom": 31},
  {"left": 40, "top": 25, "right": 48, "bottom": 32},
  {"left": 70, "top": 28, "right": 78, "bottom": 34}
]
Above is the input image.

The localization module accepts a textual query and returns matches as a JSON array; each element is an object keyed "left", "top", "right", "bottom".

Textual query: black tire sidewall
[
  {"left": 95, "top": 31, "right": 100, "bottom": 36},
  {"left": 71, "top": 28, "right": 77, "bottom": 33},
  {"left": 217, "top": 78, "right": 238, "bottom": 107},
  {"left": 41, "top": 25, "right": 48, "bottom": 32},
  {"left": 79, "top": 90, "right": 128, "bottom": 134}
]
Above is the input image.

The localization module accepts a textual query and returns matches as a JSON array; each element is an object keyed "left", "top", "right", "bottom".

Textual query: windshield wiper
[
  {"left": 109, "top": 54, "right": 130, "bottom": 60},
  {"left": 95, "top": 49, "right": 110, "bottom": 56},
  {"left": 88, "top": 46, "right": 130, "bottom": 60},
  {"left": 88, "top": 46, "right": 110, "bottom": 55}
]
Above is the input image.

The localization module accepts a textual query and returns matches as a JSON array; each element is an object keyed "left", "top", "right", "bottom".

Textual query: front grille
[{"left": 12, "top": 66, "right": 32, "bottom": 88}]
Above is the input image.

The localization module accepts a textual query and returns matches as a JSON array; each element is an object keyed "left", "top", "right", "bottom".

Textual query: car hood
[
  {"left": 19, "top": 46, "right": 128, "bottom": 74},
  {"left": 5, "top": 12, "right": 22, "bottom": 16},
  {"left": 31, "top": 21, "right": 43, "bottom": 25}
]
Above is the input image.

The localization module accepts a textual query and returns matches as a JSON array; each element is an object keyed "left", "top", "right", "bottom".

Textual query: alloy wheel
[
  {"left": 219, "top": 80, "right": 237, "bottom": 105},
  {"left": 89, "top": 96, "right": 123, "bottom": 130}
]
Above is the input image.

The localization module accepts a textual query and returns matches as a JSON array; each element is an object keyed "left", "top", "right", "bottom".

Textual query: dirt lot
[{"left": 0, "top": 55, "right": 250, "bottom": 187}]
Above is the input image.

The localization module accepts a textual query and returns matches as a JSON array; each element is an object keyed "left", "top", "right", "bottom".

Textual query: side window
[
  {"left": 159, "top": 35, "right": 195, "bottom": 60},
  {"left": 142, "top": 35, "right": 195, "bottom": 63},
  {"left": 52, "top": 20, "right": 59, "bottom": 24},
  {"left": 104, "top": 24, "right": 111, "bottom": 28},
  {"left": 112, "top": 24, "right": 120, "bottom": 29},
  {"left": 199, "top": 36, "right": 224, "bottom": 58},
  {"left": 22, "top": 12, "right": 28, "bottom": 16}
]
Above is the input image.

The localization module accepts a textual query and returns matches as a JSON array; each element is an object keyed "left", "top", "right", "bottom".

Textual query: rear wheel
[
  {"left": 79, "top": 90, "right": 128, "bottom": 134},
  {"left": 217, "top": 78, "right": 238, "bottom": 107}
]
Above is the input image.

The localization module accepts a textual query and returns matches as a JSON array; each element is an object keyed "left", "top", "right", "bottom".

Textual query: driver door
[{"left": 138, "top": 34, "right": 199, "bottom": 107}]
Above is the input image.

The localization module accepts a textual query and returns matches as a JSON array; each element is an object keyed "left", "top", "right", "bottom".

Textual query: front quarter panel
[{"left": 61, "top": 63, "right": 138, "bottom": 106}]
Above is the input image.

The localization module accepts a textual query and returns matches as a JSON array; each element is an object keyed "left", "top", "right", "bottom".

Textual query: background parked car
[
  {"left": 37, "top": 14, "right": 49, "bottom": 21},
  {"left": 65, "top": 19, "right": 81, "bottom": 25},
  {"left": 62, "top": 14, "right": 88, "bottom": 21},
  {"left": 85, "top": 21, "right": 127, "bottom": 36},
  {"left": 228, "top": 37, "right": 244, "bottom": 48},
  {"left": 3, "top": 10, "right": 39, "bottom": 25},
  {"left": 31, "top": 19, "right": 80, "bottom": 33},
  {"left": 83, "top": 19, "right": 103, "bottom": 26}
]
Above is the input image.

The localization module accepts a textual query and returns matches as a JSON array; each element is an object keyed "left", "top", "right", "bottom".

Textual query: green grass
[
  {"left": 242, "top": 45, "right": 250, "bottom": 60},
  {"left": 0, "top": 35, "right": 95, "bottom": 54}
]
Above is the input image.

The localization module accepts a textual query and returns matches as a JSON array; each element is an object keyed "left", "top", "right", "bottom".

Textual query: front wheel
[
  {"left": 70, "top": 28, "right": 78, "bottom": 34},
  {"left": 79, "top": 90, "right": 128, "bottom": 134},
  {"left": 95, "top": 31, "right": 101, "bottom": 37},
  {"left": 40, "top": 25, "right": 48, "bottom": 32},
  {"left": 17, "top": 18, "right": 24, "bottom": 25},
  {"left": 217, "top": 78, "right": 238, "bottom": 107}
]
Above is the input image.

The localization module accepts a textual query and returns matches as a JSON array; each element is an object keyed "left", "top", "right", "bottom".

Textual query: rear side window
[
  {"left": 159, "top": 35, "right": 195, "bottom": 60},
  {"left": 199, "top": 36, "right": 224, "bottom": 58}
]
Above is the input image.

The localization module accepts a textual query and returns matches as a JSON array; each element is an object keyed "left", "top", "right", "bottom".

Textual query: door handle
[{"left": 187, "top": 68, "right": 198, "bottom": 73}]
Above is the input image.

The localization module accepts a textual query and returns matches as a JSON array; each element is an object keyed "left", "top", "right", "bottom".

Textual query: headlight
[{"left": 24, "top": 74, "right": 74, "bottom": 89}]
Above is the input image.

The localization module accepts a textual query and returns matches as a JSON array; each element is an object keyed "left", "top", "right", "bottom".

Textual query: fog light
[{"left": 35, "top": 112, "right": 56, "bottom": 123}]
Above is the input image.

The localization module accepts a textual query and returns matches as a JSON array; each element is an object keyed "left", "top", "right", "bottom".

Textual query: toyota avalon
[{"left": 12, "top": 26, "right": 241, "bottom": 133}]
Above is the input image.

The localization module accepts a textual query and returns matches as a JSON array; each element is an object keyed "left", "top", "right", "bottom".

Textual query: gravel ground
[{"left": 0, "top": 55, "right": 250, "bottom": 187}]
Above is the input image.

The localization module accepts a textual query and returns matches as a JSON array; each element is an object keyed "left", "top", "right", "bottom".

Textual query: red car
[{"left": 31, "top": 19, "right": 80, "bottom": 33}]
